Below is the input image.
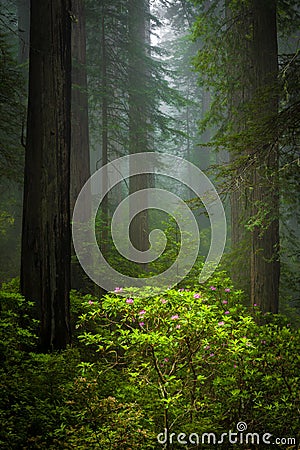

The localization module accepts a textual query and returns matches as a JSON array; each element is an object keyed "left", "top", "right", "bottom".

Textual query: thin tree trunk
[
  {"left": 100, "top": 8, "right": 109, "bottom": 257},
  {"left": 128, "top": 0, "right": 149, "bottom": 269},
  {"left": 226, "top": 0, "right": 252, "bottom": 299},
  {"left": 21, "top": 0, "right": 72, "bottom": 351},
  {"left": 70, "top": 0, "right": 91, "bottom": 291}
]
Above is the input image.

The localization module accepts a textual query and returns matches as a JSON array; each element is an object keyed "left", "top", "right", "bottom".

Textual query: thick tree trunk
[
  {"left": 21, "top": 0, "right": 72, "bottom": 351},
  {"left": 227, "top": 0, "right": 279, "bottom": 311},
  {"left": 250, "top": 0, "right": 279, "bottom": 312},
  {"left": 70, "top": 0, "right": 90, "bottom": 291}
]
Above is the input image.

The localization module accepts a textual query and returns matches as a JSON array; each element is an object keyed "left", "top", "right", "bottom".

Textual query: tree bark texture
[
  {"left": 70, "top": 0, "right": 91, "bottom": 291},
  {"left": 250, "top": 0, "right": 279, "bottom": 312},
  {"left": 227, "top": 0, "right": 279, "bottom": 311},
  {"left": 128, "top": 0, "right": 150, "bottom": 266},
  {"left": 21, "top": 0, "right": 72, "bottom": 351}
]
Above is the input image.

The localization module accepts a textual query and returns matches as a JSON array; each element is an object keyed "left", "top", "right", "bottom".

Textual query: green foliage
[
  {"left": 77, "top": 275, "right": 300, "bottom": 448},
  {"left": 1, "top": 275, "right": 300, "bottom": 448}
]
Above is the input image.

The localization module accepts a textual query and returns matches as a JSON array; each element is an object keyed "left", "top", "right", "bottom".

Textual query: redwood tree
[
  {"left": 70, "top": 0, "right": 91, "bottom": 290},
  {"left": 21, "top": 0, "right": 72, "bottom": 351},
  {"left": 128, "top": 0, "right": 150, "bottom": 266},
  {"left": 226, "top": 0, "right": 279, "bottom": 311}
]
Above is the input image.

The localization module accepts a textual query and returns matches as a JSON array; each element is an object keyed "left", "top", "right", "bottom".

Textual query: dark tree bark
[
  {"left": 70, "top": 0, "right": 90, "bottom": 215},
  {"left": 21, "top": 0, "right": 72, "bottom": 351},
  {"left": 100, "top": 6, "right": 109, "bottom": 258},
  {"left": 128, "top": 0, "right": 150, "bottom": 267},
  {"left": 250, "top": 0, "right": 279, "bottom": 312},
  {"left": 70, "top": 0, "right": 91, "bottom": 291},
  {"left": 226, "top": 0, "right": 279, "bottom": 312},
  {"left": 226, "top": 0, "right": 253, "bottom": 299}
]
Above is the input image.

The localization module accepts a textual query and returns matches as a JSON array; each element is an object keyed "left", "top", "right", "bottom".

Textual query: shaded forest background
[{"left": 0, "top": 0, "right": 300, "bottom": 448}]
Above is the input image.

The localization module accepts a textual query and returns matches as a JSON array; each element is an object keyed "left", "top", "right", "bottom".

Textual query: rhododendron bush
[{"left": 77, "top": 274, "right": 300, "bottom": 447}]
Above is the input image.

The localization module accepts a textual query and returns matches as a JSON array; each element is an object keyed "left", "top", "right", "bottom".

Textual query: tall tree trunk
[
  {"left": 21, "top": 0, "right": 72, "bottom": 351},
  {"left": 250, "top": 0, "right": 279, "bottom": 312},
  {"left": 226, "top": 0, "right": 279, "bottom": 311},
  {"left": 70, "top": 0, "right": 90, "bottom": 291},
  {"left": 100, "top": 8, "right": 109, "bottom": 258},
  {"left": 226, "top": 0, "right": 252, "bottom": 299},
  {"left": 128, "top": 0, "right": 149, "bottom": 269}
]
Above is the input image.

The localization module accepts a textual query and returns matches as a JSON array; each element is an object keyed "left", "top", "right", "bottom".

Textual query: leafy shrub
[
  {"left": 1, "top": 276, "right": 300, "bottom": 449},
  {"left": 78, "top": 277, "right": 300, "bottom": 449}
]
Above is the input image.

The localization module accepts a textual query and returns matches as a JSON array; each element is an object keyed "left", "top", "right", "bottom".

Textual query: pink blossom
[
  {"left": 209, "top": 353, "right": 215, "bottom": 357},
  {"left": 178, "top": 288, "right": 184, "bottom": 292},
  {"left": 210, "top": 286, "right": 216, "bottom": 291},
  {"left": 164, "top": 358, "right": 169, "bottom": 362},
  {"left": 176, "top": 324, "right": 181, "bottom": 329},
  {"left": 114, "top": 287, "right": 123, "bottom": 292},
  {"left": 193, "top": 293, "right": 201, "bottom": 299},
  {"left": 253, "top": 303, "right": 257, "bottom": 307},
  {"left": 204, "top": 345, "right": 210, "bottom": 350},
  {"left": 218, "top": 321, "right": 224, "bottom": 326},
  {"left": 225, "top": 288, "right": 231, "bottom": 292},
  {"left": 261, "top": 340, "right": 266, "bottom": 345},
  {"left": 139, "top": 322, "right": 145, "bottom": 327},
  {"left": 126, "top": 298, "right": 134, "bottom": 304},
  {"left": 139, "top": 310, "right": 146, "bottom": 315},
  {"left": 171, "top": 314, "right": 179, "bottom": 320},
  {"left": 222, "top": 300, "right": 228, "bottom": 304},
  {"left": 224, "top": 311, "right": 230, "bottom": 315},
  {"left": 88, "top": 300, "right": 94, "bottom": 305},
  {"left": 234, "top": 364, "right": 237, "bottom": 368},
  {"left": 161, "top": 299, "right": 167, "bottom": 304}
]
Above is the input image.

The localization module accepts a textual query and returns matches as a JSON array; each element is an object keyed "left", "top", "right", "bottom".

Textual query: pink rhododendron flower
[
  {"left": 218, "top": 321, "right": 224, "bottom": 326},
  {"left": 126, "top": 298, "right": 134, "bottom": 304},
  {"left": 224, "top": 310, "right": 230, "bottom": 315},
  {"left": 193, "top": 293, "right": 201, "bottom": 298},
  {"left": 161, "top": 299, "right": 167, "bottom": 304},
  {"left": 114, "top": 287, "right": 123, "bottom": 292},
  {"left": 171, "top": 314, "right": 179, "bottom": 320},
  {"left": 88, "top": 300, "right": 94, "bottom": 305},
  {"left": 253, "top": 303, "right": 257, "bottom": 307},
  {"left": 210, "top": 286, "right": 216, "bottom": 291},
  {"left": 225, "top": 288, "right": 230, "bottom": 292},
  {"left": 139, "top": 310, "right": 146, "bottom": 315},
  {"left": 209, "top": 353, "right": 215, "bottom": 357},
  {"left": 176, "top": 324, "right": 181, "bottom": 329},
  {"left": 139, "top": 322, "right": 144, "bottom": 327},
  {"left": 222, "top": 300, "right": 228, "bottom": 304},
  {"left": 204, "top": 345, "right": 210, "bottom": 350}
]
